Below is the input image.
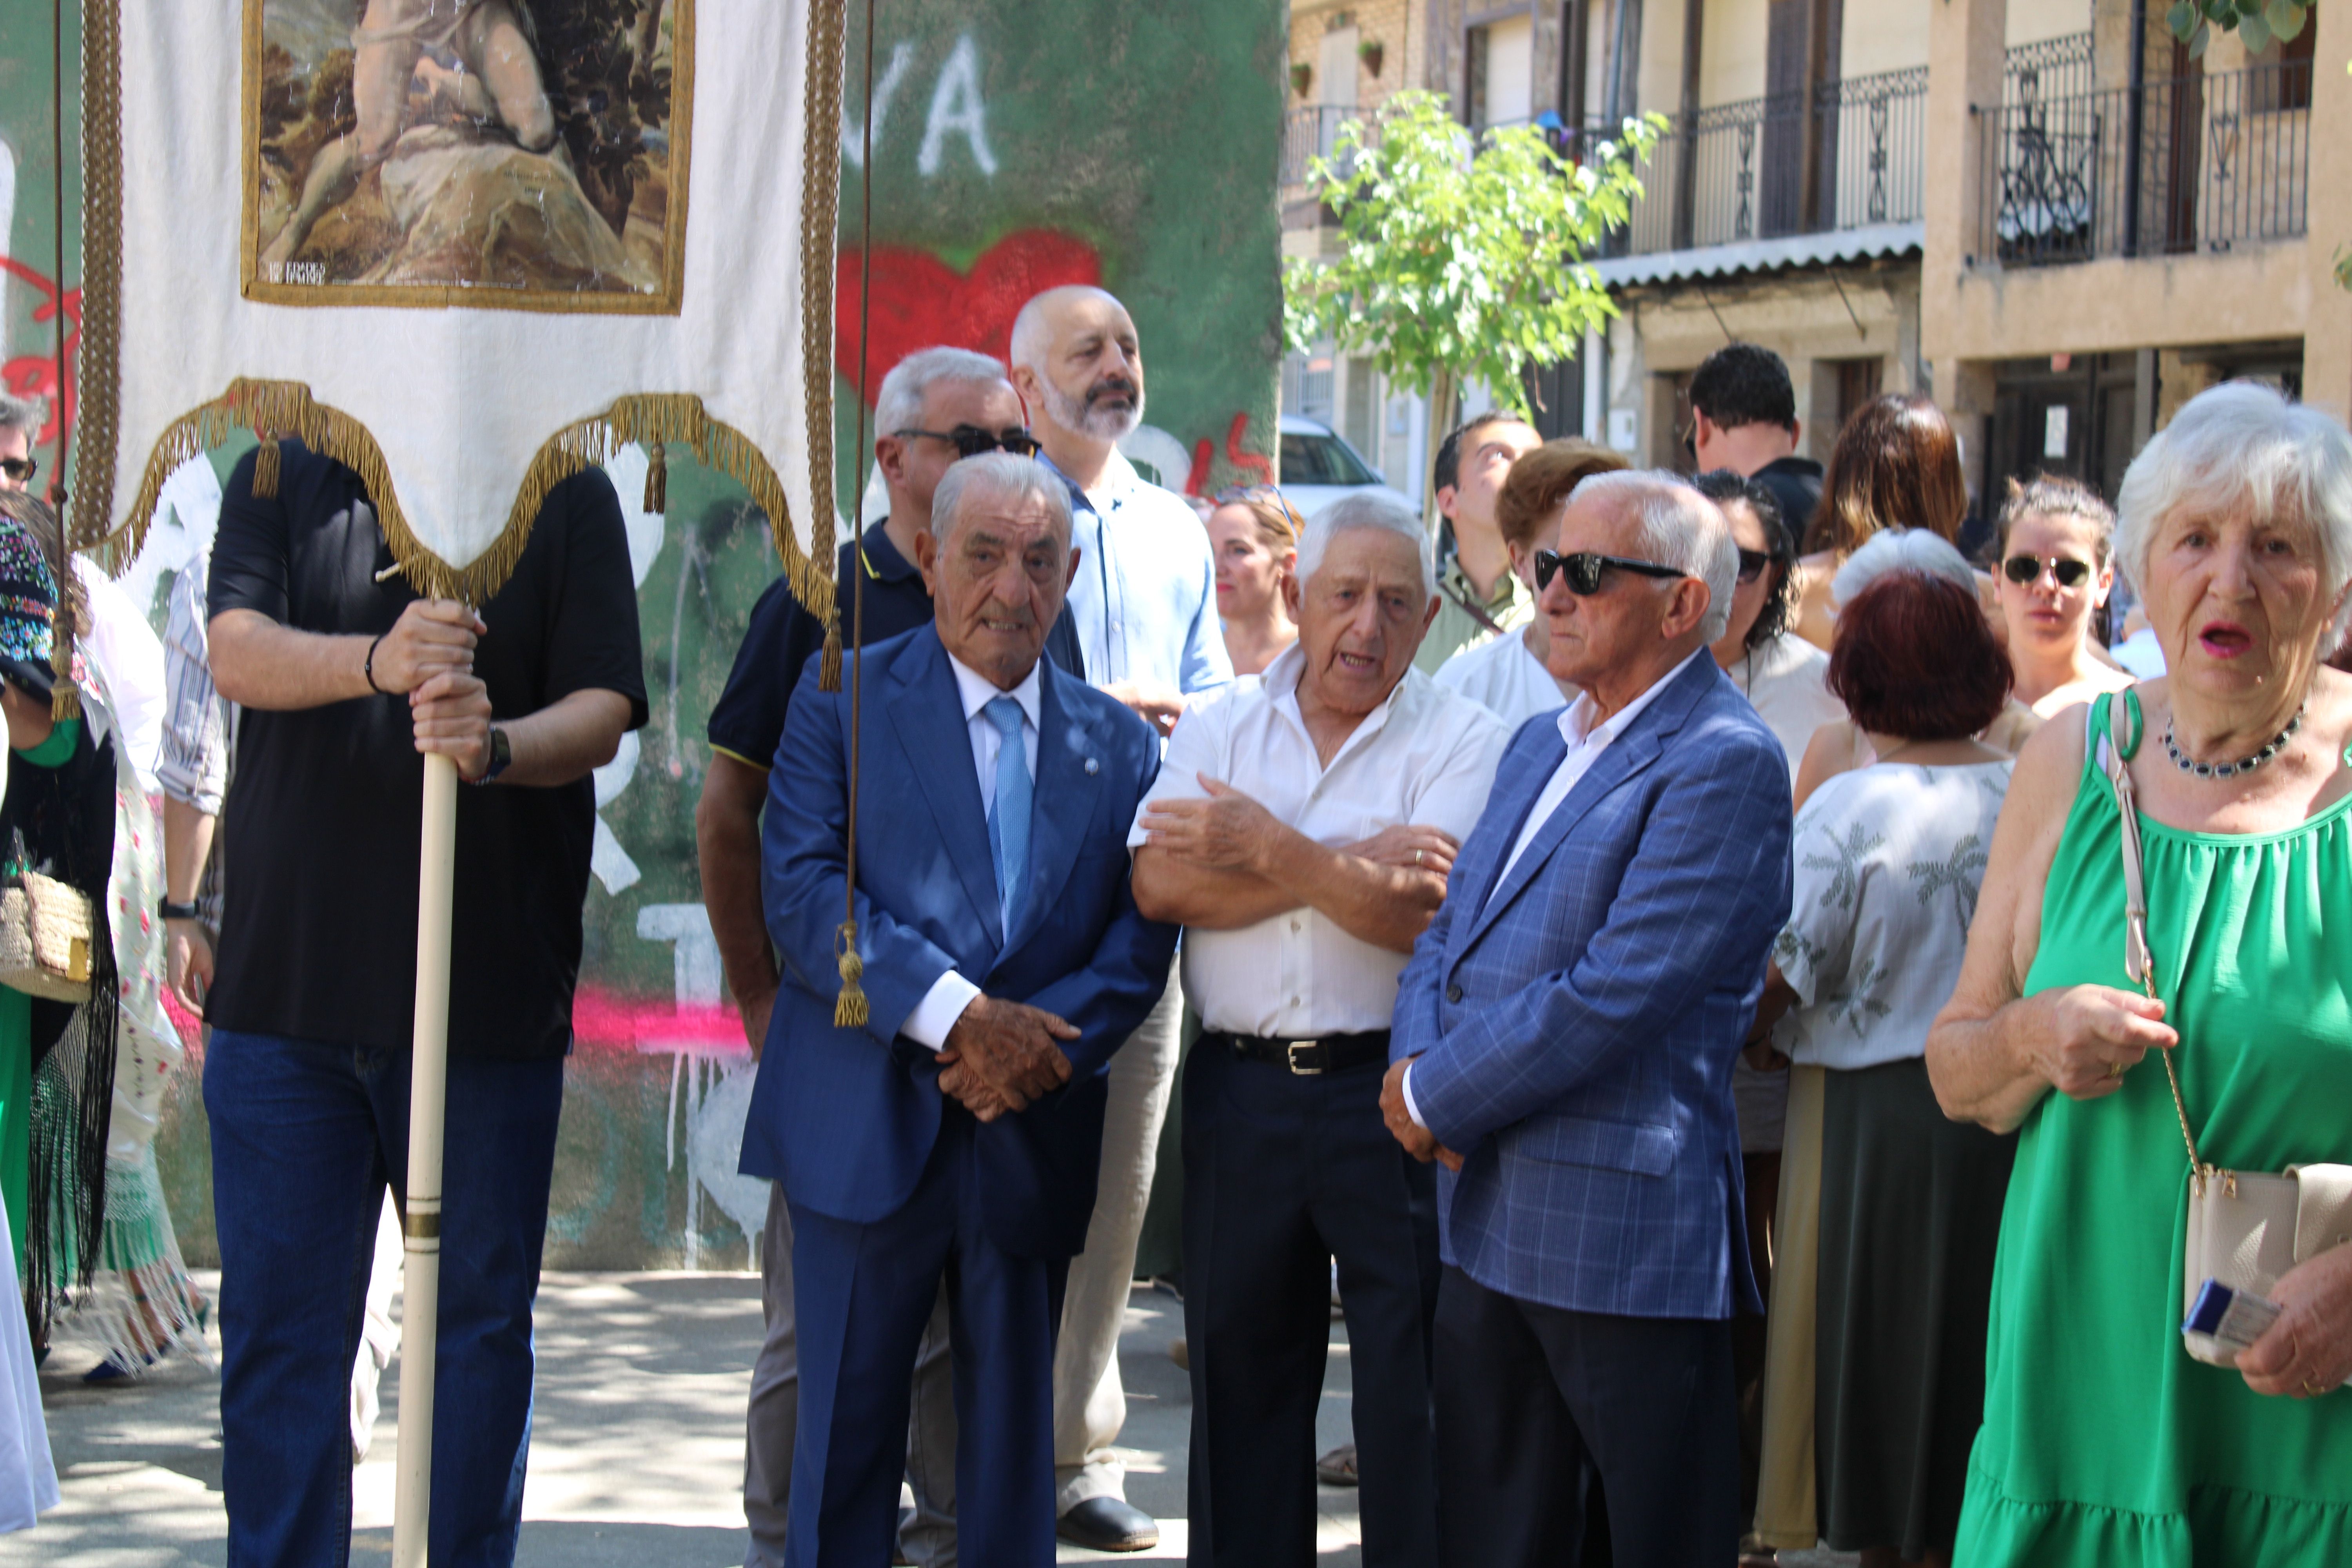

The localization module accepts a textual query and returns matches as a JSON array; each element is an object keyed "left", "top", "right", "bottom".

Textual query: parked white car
[{"left": 1276, "top": 415, "right": 1418, "bottom": 521}]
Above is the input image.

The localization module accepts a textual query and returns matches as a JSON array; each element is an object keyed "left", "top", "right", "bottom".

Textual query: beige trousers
[
  {"left": 1751, "top": 1063, "right": 1827, "bottom": 1551},
  {"left": 1051, "top": 968, "right": 1183, "bottom": 1512}
]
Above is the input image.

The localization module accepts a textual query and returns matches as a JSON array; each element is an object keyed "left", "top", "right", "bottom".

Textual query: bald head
[{"left": 1009, "top": 285, "right": 1145, "bottom": 447}]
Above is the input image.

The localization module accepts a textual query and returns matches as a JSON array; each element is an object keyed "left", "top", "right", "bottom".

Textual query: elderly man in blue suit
[
  {"left": 1382, "top": 470, "right": 1794, "bottom": 1566},
  {"left": 740, "top": 451, "right": 1177, "bottom": 1567}
]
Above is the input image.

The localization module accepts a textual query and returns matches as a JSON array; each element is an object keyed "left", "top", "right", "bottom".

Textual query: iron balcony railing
[
  {"left": 1607, "top": 66, "right": 1928, "bottom": 256},
  {"left": 1976, "top": 60, "right": 2311, "bottom": 268},
  {"left": 1280, "top": 105, "right": 1367, "bottom": 197}
]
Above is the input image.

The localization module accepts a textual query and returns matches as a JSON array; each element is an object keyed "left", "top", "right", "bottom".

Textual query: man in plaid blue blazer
[{"left": 1382, "top": 471, "right": 1794, "bottom": 1566}]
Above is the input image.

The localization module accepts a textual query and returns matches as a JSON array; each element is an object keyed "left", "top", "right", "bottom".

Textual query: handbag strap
[{"left": 2097, "top": 690, "right": 2210, "bottom": 1185}]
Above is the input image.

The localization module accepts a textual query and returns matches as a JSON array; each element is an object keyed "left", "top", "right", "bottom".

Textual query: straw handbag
[
  {"left": 2098, "top": 692, "right": 2352, "bottom": 1375},
  {"left": 0, "top": 866, "right": 94, "bottom": 1004}
]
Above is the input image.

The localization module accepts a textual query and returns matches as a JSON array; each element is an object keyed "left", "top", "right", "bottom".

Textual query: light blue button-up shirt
[{"left": 1043, "top": 450, "right": 1233, "bottom": 697}]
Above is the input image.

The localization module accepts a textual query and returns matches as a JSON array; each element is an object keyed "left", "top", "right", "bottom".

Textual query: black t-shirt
[
  {"left": 707, "top": 523, "right": 1082, "bottom": 769},
  {"left": 1752, "top": 455, "right": 1825, "bottom": 552},
  {"left": 206, "top": 443, "right": 649, "bottom": 1060}
]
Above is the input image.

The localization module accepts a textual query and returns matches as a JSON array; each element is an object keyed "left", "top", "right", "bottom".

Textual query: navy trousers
[
  {"left": 206, "top": 1029, "right": 564, "bottom": 1568},
  {"left": 1181, "top": 1042, "right": 1441, "bottom": 1567},
  {"left": 784, "top": 1107, "right": 1069, "bottom": 1568},
  {"left": 1432, "top": 1264, "right": 1740, "bottom": 1568}
]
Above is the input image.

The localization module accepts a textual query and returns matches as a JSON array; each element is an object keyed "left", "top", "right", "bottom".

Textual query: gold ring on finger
[
  {"left": 1414, "top": 849, "right": 1423, "bottom": 867},
  {"left": 2106, "top": 1059, "right": 2126, "bottom": 1080},
  {"left": 2305, "top": 1380, "right": 2327, "bottom": 1397}
]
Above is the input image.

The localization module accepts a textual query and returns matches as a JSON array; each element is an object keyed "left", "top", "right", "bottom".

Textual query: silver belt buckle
[{"left": 1286, "top": 1040, "right": 1323, "bottom": 1076}]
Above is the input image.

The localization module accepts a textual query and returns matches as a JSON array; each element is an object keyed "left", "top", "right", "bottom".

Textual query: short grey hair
[
  {"left": 1574, "top": 470, "right": 1739, "bottom": 642},
  {"left": 930, "top": 451, "right": 1073, "bottom": 548},
  {"left": 1833, "top": 528, "right": 1977, "bottom": 607},
  {"left": 0, "top": 392, "right": 45, "bottom": 437},
  {"left": 1008, "top": 285, "right": 1128, "bottom": 379},
  {"left": 874, "top": 347, "right": 1011, "bottom": 444},
  {"left": 2115, "top": 381, "right": 2352, "bottom": 640},
  {"left": 1296, "top": 491, "right": 1436, "bottom": 600}
]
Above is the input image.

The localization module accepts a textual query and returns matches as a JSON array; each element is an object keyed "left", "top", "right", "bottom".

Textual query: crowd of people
[{"left": 1, "top": 298, "right": 2349, "bottom": 1568}]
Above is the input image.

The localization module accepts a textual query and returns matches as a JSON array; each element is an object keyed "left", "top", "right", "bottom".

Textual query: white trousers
[{"left": 1051, "top": 968, "right": 1182, "bottom": 1512}]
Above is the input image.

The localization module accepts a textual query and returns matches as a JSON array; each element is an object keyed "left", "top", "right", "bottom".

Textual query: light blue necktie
[{"left": 984, "top": 695, "right": 1032, "bottom": 928}]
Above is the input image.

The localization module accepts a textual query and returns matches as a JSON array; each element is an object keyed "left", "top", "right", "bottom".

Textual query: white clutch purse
[
  {"left": 0, "top": 866, "right": 94, "bottom": 1004},
  {"left": 2098, "top": 692, "right": 2351, "bottom": 1376}
]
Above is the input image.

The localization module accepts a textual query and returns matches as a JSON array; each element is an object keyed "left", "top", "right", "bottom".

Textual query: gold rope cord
[
  {"left": 801, "top": 0, "right": 848, "bottom": 690},
  {"left": 70, "top": 0, "right": 122, "bottom": 556},
  {"left": 107, "top": 381, "right": 839, "bottom": 622}
]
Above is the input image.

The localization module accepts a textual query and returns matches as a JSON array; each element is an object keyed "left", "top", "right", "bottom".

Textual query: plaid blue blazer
[{"left": 1393, "top": 653, "right": 1793, "bottom": 1320}]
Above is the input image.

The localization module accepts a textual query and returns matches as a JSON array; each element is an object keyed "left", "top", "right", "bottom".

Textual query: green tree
[
  {"left": 2165, "top": 0, "right": 2310, "bottom": 55},
  {"left": 1281, "top": 91, "right": 1660, "bottom": 520}
]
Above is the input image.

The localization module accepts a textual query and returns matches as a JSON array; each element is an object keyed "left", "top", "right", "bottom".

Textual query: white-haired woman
[
  {"left": 1928, "top": 383, "right": 2352, "bottom": 1565},
  {"left": 1993, "top": 474, "right": 2134, "bottom": 716},
  {"left": 1793, "top": 531, "right": 2041, "bottom": 805}
]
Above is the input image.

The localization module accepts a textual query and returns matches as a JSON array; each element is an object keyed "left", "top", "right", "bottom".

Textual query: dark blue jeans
[{"left": 205, "top": 1029, "right": 565, "bottom": 1568}]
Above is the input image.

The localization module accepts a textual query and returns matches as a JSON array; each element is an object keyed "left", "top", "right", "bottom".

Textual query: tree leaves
[
  {"left": 1280, "top": 92, "right": 1659, "bottom": 423},
  {"left": 2169, "top": 0, "right": 2310, "bottom": 49}
]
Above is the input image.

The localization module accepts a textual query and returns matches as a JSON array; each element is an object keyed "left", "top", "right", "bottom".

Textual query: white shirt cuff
[
  {"left": 900, "top": 971, "right": 982, "bottom": 1051},
  {"left": 1401, "top": 1060, "right": 1428, "bottom": 1130}
]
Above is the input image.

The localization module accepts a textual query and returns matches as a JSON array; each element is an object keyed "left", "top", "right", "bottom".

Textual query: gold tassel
[
  {"left": 819, "top": 618, "right": 843, "bottom": 692},
  {"left": 644, "top": 441, "right": 667, "bottom": 514},
  {"left": 49, "top": 595, "right": 78, "bottom": 722},
  {"left": 252, "top": 436, "right": 281, "bottom": 497},
  {"left": 833, "top": 921, "right": 869, "bottom": 1027}
]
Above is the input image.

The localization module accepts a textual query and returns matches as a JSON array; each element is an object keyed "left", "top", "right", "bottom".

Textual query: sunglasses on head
[
  {"left": 2002, "top": 552, "right": 2093, "bottom": 589},
  {"left": 1533, "top": 550, "right": 1688, "bottom": 596},
  {"left": 0, "top": 456, "right": 36, "bottom": 485},
  {"left": 894, "top": 425, "right": 1041, "bottom": 459}
]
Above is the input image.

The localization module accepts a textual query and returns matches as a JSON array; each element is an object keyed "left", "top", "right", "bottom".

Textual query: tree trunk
[{"left": 1422, "top": 368, "right": 1459, "bottom": 539}]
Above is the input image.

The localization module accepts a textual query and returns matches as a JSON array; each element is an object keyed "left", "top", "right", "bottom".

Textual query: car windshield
[{"left": 1280, "top": 430, "right": 1381, "bottom": 486}]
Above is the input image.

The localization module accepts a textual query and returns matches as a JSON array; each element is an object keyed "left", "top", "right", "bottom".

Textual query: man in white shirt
[
  {"left": 1131, "top": 493, "right": 1508, "bottom": 1567},
  {"left": 1009, "top": 284, "right": 1232, "bottom": 1552}
]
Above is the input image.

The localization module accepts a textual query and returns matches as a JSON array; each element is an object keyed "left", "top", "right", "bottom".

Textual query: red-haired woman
[{"left": 1749, "top": 555, "right": 2021, "bottom": 1568}]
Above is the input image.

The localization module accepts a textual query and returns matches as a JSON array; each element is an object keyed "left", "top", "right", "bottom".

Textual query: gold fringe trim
[
  {"left": 832, "top": 921, "right": 869, "bottom": 1029},
  {"left": 252, "top": 435, "right": 282, "bottom": 497},
  {"left": 819, "top": 618, "right": 842, "bottom": 692},
  {"left": 105, "top": 382, "right": 836, "bottom": 622},
  {"left": 644, "top": 441, "right": 667, "bottom": 514}
]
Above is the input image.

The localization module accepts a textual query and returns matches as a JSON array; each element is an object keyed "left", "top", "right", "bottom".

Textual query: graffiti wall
[{"left": 4, "top": 0, "right": 1282, "bottom": 1268}]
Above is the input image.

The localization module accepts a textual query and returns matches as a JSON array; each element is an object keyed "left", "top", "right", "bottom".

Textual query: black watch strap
[
  {"left": 159, "top": 898, "right": 201, "bottom": 920},
  {"left": 467, "top": 725, "right": 513, "bottom": 784}
]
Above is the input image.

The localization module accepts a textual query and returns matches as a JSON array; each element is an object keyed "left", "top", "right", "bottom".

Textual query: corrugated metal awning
[{"left": 1583, "top": 220, "right": 1925, "bottom": 289}]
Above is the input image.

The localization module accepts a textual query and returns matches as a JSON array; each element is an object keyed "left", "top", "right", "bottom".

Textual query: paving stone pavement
[{"left": 6, "top": 1270, "right": 1853, "bottom": 1566}]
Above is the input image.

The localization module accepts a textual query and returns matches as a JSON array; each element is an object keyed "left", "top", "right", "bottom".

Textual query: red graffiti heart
[{"left": 835, "top": 230, "right": 1102, "bottom": 400}]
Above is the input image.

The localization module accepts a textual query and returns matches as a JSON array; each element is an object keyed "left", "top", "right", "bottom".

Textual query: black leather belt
[{"left": 1207, "top": 1029, "right": 1391, "bottom": 1076}]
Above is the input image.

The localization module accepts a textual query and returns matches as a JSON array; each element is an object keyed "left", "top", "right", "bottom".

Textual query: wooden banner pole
[{"left": 392, "top": 750, "right": 459, "bottom": 1568}]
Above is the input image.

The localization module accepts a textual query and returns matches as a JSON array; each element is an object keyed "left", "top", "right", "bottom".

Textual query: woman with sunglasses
[
  {"left": 1695, "top": 471, "right": 1842, "bottom": 783},
  {"left": 1433, "top": 439, "right": 1626, "bottom": 724},
  {"left": 1992, "top": 475, "right": 2132, "bottom": 717},
  {"left": 1204, "top": 488, "right": 1302, "bottom": 676}
]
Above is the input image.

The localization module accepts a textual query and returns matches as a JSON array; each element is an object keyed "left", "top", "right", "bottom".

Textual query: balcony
[{"left": 1975, "top": 58, "right": 2312, "bottom": 268}]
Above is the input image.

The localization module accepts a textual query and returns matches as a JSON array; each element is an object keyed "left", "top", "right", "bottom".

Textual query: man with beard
[{"left": 1007, "top": 285, "right": 1231, "bottom": 1553}]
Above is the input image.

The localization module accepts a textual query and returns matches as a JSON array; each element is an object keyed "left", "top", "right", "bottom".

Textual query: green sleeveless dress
[{"left": 1955, "top": 693, "right": 2352, "bottom": 1563}]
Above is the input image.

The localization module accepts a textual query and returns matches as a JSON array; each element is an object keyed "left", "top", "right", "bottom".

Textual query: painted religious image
[{"left": 243, "top": 0, "right": 692, "bottom": 311}]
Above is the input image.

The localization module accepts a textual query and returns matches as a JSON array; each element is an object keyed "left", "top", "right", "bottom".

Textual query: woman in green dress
[{"left": 1927, "top": 381, "right": 2352, "bottom": 1564}]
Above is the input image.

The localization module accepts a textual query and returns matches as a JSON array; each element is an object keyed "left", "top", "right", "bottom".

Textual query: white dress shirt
[
  {"left": 1127, "top": 643, "right": 1510, "bottom": 1037},
  {"left": 1432, "top": 625, "right": 1576, "bottom": 729},
  {"left": 1404, "top": 647, "right": 1706, "bottom": 1127},
  {"left": 898, "top": 654, "right": 1044, "bottom": 1050}
]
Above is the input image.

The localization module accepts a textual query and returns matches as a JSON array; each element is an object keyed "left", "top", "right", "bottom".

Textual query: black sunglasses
[
  {"left": 2002, "top": 552, "right": 2093, "bottom": 589},
  {"left": 0, "top": 456, "right": 36, "bottom": 485},
  {"left": 1533, "top": 550, "right": 1688, "bottom": 595},
  {"left": 1735, "top": 548, "right": 1775, "bottom": 584},
  {"left": 894, "top": 425, "right": 1041, "bottom": 459}
]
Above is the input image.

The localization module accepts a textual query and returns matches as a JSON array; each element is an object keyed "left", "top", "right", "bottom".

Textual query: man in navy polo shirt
[{"left": 701, "top": 345, "right": 1078, "bottom": 1568}]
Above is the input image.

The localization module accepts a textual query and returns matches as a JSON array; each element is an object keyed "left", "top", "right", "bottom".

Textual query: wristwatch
[
  {"left": 468, "top": 725, "right": 512, "bottom": 784},
  {"left": 158, "top": 898, "right": 201, "bottom": 921}
]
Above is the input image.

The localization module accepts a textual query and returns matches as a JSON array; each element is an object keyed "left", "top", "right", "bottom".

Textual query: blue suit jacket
[
  {"left": 1391, "top": 653, "right": 1793, "bottom": 1320},
  {"left": 739, "top": 624, "right": 1177, "bottom": 1260}
]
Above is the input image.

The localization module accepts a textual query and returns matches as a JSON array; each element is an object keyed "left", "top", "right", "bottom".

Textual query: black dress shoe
[{"left": 1056, "top": 1496, "right": 1161, "bottom": 1553}]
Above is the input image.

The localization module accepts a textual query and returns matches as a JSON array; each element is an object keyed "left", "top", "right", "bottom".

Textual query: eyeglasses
[
  {"left": 1533, "top": 550, "right": 1688, "bottom": 595},
  {"left": 0, "top": 457, "right": 35, "bottom": 485},
  {"left": 2002, "top": 553, "right": 2094, "bottom": 589},
  {"left": 1735, "top": 548, "right": 1775, "bottom": 584},
  {"left": 893, "top": 425, "right": 1041, "bottom": 459}
]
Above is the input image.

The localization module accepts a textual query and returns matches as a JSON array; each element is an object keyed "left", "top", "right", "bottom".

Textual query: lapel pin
[{"left": 1084, "top": 757, "right": 1100, "bottom": 775}]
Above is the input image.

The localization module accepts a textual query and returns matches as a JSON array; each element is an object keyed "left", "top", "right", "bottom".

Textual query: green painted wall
[{"left": 3, "top": 0, "right": 1280, "bottom": 1269}]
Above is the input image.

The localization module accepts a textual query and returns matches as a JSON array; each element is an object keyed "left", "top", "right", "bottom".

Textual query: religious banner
[{"left": 85, "top": 0, "right": 837, "bottom": 621}]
